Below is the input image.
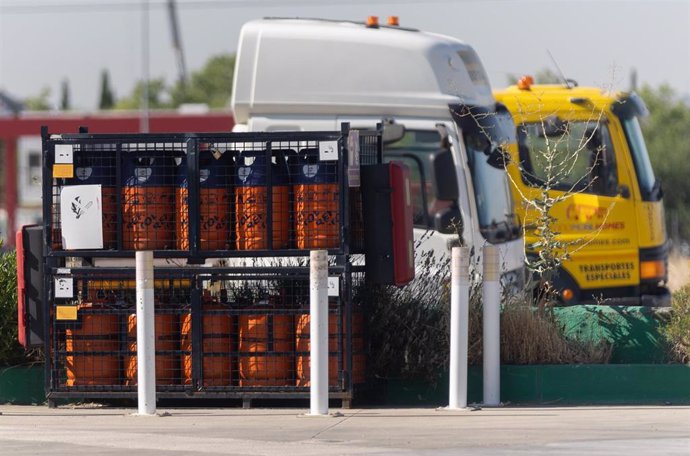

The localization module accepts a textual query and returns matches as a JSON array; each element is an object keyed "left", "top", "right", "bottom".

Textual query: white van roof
[{"left": 231, "top": 18, "right": 495, "bottom": 123}]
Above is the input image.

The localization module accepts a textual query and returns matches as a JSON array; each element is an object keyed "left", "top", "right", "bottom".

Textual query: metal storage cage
[
  {"left": 47, "top": 267, "right": 366, "bottom": 407},
  {"left": 40, "top": 124, "right": 381, "bottom": 407},
  {"left": 42, "top": 124, "right": 380, "bottom": 259}
]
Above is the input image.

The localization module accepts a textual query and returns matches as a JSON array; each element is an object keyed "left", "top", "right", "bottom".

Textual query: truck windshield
[
  {"left": 619, "top": 116, "right": 658, "bottom": 201},
  {"left": 611, "top": 93, "right": 660, "bottom": 201},
  {"left": 451, "top": 105, "right": 518, "bottom": 241}
]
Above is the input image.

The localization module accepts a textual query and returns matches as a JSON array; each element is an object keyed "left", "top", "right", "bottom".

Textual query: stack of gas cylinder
[
  {"left": 55, "top": 147, "right": 342, "bottom": 252},
  {"left": 64, "top": 287, "right": 365, "bottom": 388}
]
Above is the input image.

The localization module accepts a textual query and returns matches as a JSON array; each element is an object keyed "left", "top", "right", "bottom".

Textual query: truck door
[
  {"left": 381, "top": 129, "right": 464, "bottom": 262},
  {"left": 516, "top": 117, "right": 639, "bottom": 300},
  {"left": 338, "top": 117, "right": 468, "bottom": 263}
]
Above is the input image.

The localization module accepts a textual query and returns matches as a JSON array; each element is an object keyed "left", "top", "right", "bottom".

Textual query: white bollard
[
  {"left": 309, "top": 250, "right": 329, "bottom": 416},
  {"left": 449, "top": 246, "right": 471, "bottom": 409},
  {"left": 482, "top": 244, "right": 501, "bottom": 406},
  {"left": 136, "top": 251, "right": 156, "bottom": 415}
]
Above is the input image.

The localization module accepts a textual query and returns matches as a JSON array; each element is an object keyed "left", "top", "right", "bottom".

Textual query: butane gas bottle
[
  {"left": 294, "top": 149, "right": 339, "bottom": 249},
  {"left": 176, "top": 147, "right": 233, "bottom": 251},
  {"left": 235, "top": 154, "right": 290, "bottom": 250},
  {"left": 122, "top": 153, "right": 176, "bottom": 250}
]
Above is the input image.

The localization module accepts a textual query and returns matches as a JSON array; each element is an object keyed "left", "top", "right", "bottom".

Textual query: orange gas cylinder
[
  {"left": 125, "top": 311, "right": 178, "bottom": 386},
  {"left": 176, "top": 148, "right": 233, "bottom": 251},
  {"left": 238, "top": 313, "right": 293, "bottom": 386},
  {"left": 294, "top": 149, "right": 340, "bottom": 249},
  {"left": 235, "top": 154, "right": 290, "bottom": 250},
  {"left": 294, "top": 311, "right": 366, "bottom": 386},
  {"left": 294, "top": 313, "right": 339, "bottom": 387},
  {"left": 180, "top": 297, "right": 234, "bottom": 387},
  {"left": 122, "top": 153, "right": 176, "bottom": 250},
  {"left": 65, "top": 303, "right": 119, "bottom": 387}
]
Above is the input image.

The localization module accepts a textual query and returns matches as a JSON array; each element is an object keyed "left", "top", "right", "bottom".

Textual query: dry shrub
[
  {"left": 358, "top": 250, "right": 451, "bottom": 382},
  {"left": 361, "top": 253, "right": 611, "bottom": 383},
  {"left": 663, "top": 283, "right": 690, "bottom": 363},
  {"left": 499, "top": 301, "right": 611, "bottom": 365},
  {"left": 470, "top": 283, "right": 611, "bottom": 366}
]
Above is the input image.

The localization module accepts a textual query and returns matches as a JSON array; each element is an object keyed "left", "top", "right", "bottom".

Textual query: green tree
[
  {"left": 98, "top": 69, "right": 116, "bottom": 109},
  {"left": 0, "top": 249, "right": 23, "bottom": 366},
  {"left": 24, "top": 87, "right": 52, "bottom": 111},
  {"left": 115, "top": 78, "right": 169, "bottom": 110},
  {"left": 638, "top": 84, "right": 690, "bottom": 240},
  {"left": 60, "top": 79, "right": 71, "bottom": 111},
  {"left": 169, "top": 53, "right": 235, "bottom": 108},
  {"left": 533, "top": 68, "right": 562, "bottom": 84},
  {"left": 507, "top": 68, "right": 563, "bottom": 86}
]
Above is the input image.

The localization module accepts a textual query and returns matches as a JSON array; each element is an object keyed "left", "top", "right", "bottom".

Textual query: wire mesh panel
[
  {"left": 192, "top": 272, "right": 344, "bottom": 391},
  {"left": 52, "top": 278, "right": 191, "bottom": 392},
  {"left": 358, "top": 129, "right": 382, "bottom": 166}
]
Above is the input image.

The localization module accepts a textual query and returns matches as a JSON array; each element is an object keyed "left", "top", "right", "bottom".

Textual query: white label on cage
[
  {"left": 54, "top": 277, "right": 73, "bottom": 298},
  {"left": 56, "top": 268, "right": 71, "bottom": 275},
  {"left": 319, "top": 141, "right": 338, "bottom": 161},
  {"left": 55, "top": 144, "right": 74, "bottom": 164},
  {"left": 328, "top": 276, "right": 339, "bottom": 297},
  {"left": 60, "top": 185, "right": 103, "bottom": 250}
]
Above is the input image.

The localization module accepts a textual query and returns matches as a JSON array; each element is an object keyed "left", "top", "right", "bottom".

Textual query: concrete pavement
[{"left": 0, "top": 405, "right": 688, "bottom": 455}]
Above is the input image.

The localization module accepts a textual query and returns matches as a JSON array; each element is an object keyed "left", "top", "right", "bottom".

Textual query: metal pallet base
[{"left": 46, "top": 391, "right": 353, "bottom": 409}]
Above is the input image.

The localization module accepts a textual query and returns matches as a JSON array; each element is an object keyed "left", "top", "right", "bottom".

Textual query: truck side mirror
[
  {"left": 434, "top": 205, "right": 462, "bottom": 234},
  {"left": 486, "top": 145, "right": 510, "bottom": 169},
  {"left": 618, "top": 184, "right": 631, "bottom": 199},
  {"left": 430, "top": 150, "right": 459, "bottom": 201}
]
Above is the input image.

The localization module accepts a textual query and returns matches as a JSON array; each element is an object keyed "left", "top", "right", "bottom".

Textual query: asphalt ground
[{"left": 0, "top": 405, "right": 688, "bottom": 455}]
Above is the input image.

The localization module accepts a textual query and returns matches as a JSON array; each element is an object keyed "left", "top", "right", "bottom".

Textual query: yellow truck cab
[{"left": 495, "top": 78, "right": 670, "bottom": 306}]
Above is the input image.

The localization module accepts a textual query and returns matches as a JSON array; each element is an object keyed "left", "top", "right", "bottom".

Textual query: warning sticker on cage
[
  {"left": 55, "top": 144, "right": 74, "bottom": 164},
  {"left": 55, "top": 277, "right": 73, "bottom": 298},
  {"left": 53, "top": 164, "right": 74, "bottom": 178},
  {"left": 328, "top": 277, "right": 339, "bottom": 297},
  {"left": 319, "top": 141, "right": 338, "bottom": 161},
  {"left": 56, "top": 305, "right": 78, "bottom": 321},
  {"left": 60, "top": 185, "right": 103, "bottom": 249}
]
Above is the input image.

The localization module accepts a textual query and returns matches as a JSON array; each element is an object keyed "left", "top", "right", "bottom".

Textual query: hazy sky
[{"left": 0, "top": 0, "right": 688, "bottom": 110}]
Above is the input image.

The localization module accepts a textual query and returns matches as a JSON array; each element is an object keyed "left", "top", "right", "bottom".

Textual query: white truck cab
[{"left": 231, "top": 17, "right": 525, "bottom": 288}]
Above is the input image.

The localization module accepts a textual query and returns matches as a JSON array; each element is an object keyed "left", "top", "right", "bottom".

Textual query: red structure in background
[{"left": 0, "top": 111, "right": 234, "bottom": 247}]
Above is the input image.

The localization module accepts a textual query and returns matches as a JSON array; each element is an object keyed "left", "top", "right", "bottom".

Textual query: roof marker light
[
  {"left": 366, "top": 16, "right": 379, "bottom": 28},
  {"left": 387, "top": 16, "right": 399, "bottom": 26},
  {"left": 517, "top": 75, "right": 534, "bottom": 90}
]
